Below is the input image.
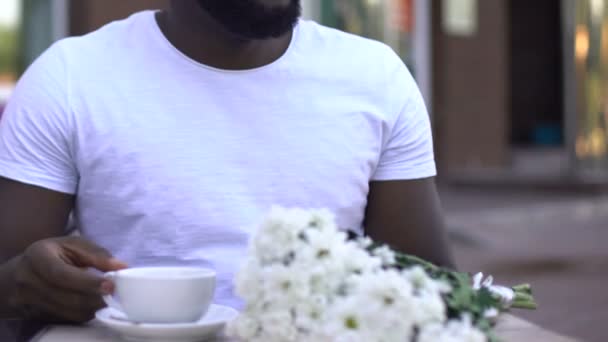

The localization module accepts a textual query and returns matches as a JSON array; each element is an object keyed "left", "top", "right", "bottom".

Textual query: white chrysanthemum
[
  {"left": 411, "top": 291, "right": 447, "bottom": 325},
  {"left": 229, "top": 206, "right": 490, "bottom": 342},
  {"left": 487, "top": 285, "right": 515, "bottom": 306},
  {"left": 371, "top": 245, "right": 396, "bottom": 265},
  {"left": 483, "top": 307, "right": 500, "bottom": 320},
  {"left": 324, "top": 296, "right": 415, "bottom": 342},
  {"left": 252, "top": 226, "right": 300, "bottom": 265},
  {"left": 225, "top": 313, "right": 260, "bottom": 341},
  {"left": 234, "top": 260, "right": 264, "bottom": 302},
  {"left": 293, "top": 294, "right": 328, "bottom": 331},
  {"left": 403, "top": 266, "right": 451, "bottom": 294},
  {"left": 259, "top": 264, "right": 310, "bottom": 306},
  {"left": 322, "top": 294, "right": 370, "bottom": 341},
  {"left": 306, "top": 208, "right": 338, "bottom": 232},
  {"left": 418, "top": 315, "right": 487, "bottom": 342},
  {"left": 297, "top": 226, "right": 348, "bottom": 264},
  {"left": 342, "top": 242, "right": 382, "bottom": 275},
  {"left": 472, "top": 272, "right": 515, "bottom": 307},
  {"left": 253, "top": 208, "right": 314, "bottom": 258},
  {"left": 296, "top": 241, "right": 350, "bottom": 298},
  {"left": 355, "top": 270, "right": 415, "bottom": 308},
  {"left": 323, "top": 270, "right": 421, "bottom": 341},
  {"left": 356, "top": 236, "right": 373, "bottom": 249},
  {"left": 257, "top": 309, "right": 298, "bottom": 342}
]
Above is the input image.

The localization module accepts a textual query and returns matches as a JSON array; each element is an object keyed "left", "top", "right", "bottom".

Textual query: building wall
[{"left": 432, "top": 0, "right": 510, "bottom": 173}]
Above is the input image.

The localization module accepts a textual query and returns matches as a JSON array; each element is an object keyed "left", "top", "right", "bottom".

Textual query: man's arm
[
  {"left": 0, "top": 178, "right": 73, "bottom": 262},
  {"left": 0, "top": 178, "right": 72, "bottom": 318},
  {"left": 0, "top": 41, "right": 127, "bottom": 322},
  {"left": 0, "top": 178, "right": 125, "bottom": 322},
  {"left": 364, "top": 177, "right": 455, "bottom": 268}
]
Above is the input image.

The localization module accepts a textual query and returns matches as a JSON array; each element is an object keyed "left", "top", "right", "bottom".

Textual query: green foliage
[
  {"left": 0, "top": 24, "right": 19, "bottom": 76},
  {"left": 376, "top": 244, "right": 537, "bottom": 342}
]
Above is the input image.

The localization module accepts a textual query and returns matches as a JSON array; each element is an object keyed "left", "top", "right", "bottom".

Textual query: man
[{"left": 0, "top": 0, "right": 453, "bottom": 323}]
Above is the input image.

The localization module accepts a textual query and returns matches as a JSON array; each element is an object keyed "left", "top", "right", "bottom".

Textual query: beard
[{"left": 196, "top": 0, "right": 301, "bottom": 40}]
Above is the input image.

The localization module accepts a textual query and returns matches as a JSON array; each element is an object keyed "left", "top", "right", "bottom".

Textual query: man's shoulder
[
  {"left": 298, "top": 20, "right": 402, "bottom": 67},
  {"left": 52, "top": 10, "right": 152, "bottom": 59},
  {"left": 296, "top": 20, "right": 407, "bottom": 88},
  {"left": 297, "top": 20, "right": 413, "bottom": 101}
]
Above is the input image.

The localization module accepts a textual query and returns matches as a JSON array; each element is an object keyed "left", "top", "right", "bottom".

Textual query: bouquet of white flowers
[{"left": 227, "top": 207, "right": 536, "bottom": 342}]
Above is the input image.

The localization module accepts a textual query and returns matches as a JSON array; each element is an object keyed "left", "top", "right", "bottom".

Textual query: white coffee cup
[{"left": 103, "top": 266, "right": 216, "bottom": 324}]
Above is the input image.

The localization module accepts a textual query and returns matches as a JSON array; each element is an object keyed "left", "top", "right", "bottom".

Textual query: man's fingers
[
  {"left": 27, "top": 256, "right": 106, "bottom": 296},
  {"left": 62, "top": 237, "right": 128, "bottom": 272},
  {"left": 41, "top": 286, "right": 104, "bottom": 322},
  {"left": 27, "top": 266, "right": 105, "bottom": 312},
  {"left": 17, "top": 270, "right": 103, "bottom": 323},
  {"left": 23, "top": 237, "right": 127, "bottom": 298}
]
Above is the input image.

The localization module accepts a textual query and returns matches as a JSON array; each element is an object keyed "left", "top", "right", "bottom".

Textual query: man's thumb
[{"left": 63, "top": 237, "right": 129, "bottom": 272}]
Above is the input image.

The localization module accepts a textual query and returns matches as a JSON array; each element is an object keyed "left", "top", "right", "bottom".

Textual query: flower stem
[
  {"left": 512, "top": 284, "right": 532, "bottom": 295},
  {"left": 512, "top": 300, "right": 538, "bottom": 310},
  {"left": 512, "top": 291, "right": 538, "bottom": 310}
]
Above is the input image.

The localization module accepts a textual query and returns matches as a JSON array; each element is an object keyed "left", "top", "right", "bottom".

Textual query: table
[{"left": 29, "top": 315, "right": 578, "bottom": 342}]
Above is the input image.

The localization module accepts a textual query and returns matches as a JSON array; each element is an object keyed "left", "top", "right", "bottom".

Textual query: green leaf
[{"left": 386, "top": 249, "right": 536, "bottom": 341}]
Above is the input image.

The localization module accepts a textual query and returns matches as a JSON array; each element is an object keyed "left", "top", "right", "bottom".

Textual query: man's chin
[
  {"left": 254, "top": 0, "right": 294, "bottom": 9},
  {"left": 196, "top": 0, "right": 301, "bottom": 40}
]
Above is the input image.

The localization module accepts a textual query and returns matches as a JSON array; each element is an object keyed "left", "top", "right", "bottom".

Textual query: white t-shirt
[{"left": 0, "top": 11, "right": 436, "bottom": 307}]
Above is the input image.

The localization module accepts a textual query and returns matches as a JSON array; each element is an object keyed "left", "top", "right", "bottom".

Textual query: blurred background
[{"left": 0, "top": 0, "right": 606, "bottom": 340}]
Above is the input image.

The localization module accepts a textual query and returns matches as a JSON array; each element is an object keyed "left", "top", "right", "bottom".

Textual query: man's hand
[{"left": 8, "top": 237, "right": 127, "bottom": 323}]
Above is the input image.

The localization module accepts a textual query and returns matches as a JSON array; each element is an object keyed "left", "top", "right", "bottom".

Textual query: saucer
[{"left": 95, "top": 304, "right": 239, "bottom": 341}]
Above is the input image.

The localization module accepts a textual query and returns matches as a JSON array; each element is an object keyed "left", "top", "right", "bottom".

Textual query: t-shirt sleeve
[
  {"left": 0, "top": 42, "right": 78, "bottom": 194},
  {"left": 371, "top": 57, "right": 437, "bottom": 181}
]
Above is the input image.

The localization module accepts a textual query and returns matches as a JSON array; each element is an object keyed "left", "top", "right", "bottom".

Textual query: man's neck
[{"left": 157, "top": 4, "right": 294, "bottom": 70}]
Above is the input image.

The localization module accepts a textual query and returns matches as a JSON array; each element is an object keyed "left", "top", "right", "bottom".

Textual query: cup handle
[{"left": 102, "top": 271, "right": 124, "bottom": 312}]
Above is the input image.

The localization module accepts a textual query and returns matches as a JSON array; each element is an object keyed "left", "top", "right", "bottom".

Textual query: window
[
  {"left": 574, "top": 0, "right": 608, "bottom": 170},
  {"left": 0, "top": 0, "right": 21, "bottom": 113}
]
